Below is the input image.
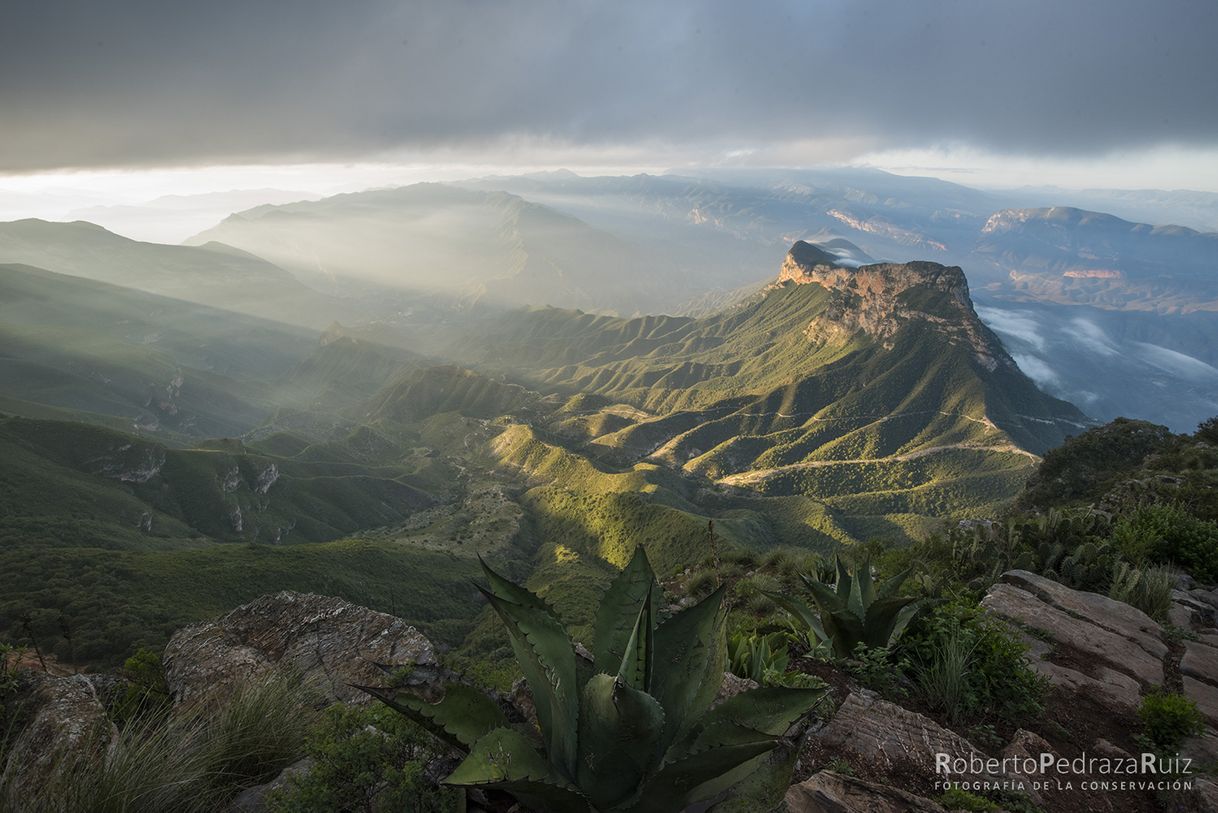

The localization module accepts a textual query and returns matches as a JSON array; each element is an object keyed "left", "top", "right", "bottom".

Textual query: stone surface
[
  {"left": 164, "top": 591, "right": 437, "bottom": 706},
  {"left": 1173, "top": 590, "right": 1217, "bottom": 628},
  {"left": 1035, "top": 659, "right": 1143, "bottom": 711},
  {"left": 1184, "top": 676, "right": 1218, "bottom": 728},
  {"left": 1192, "top": 588, "right": 1218, "bottom": 615},
  {"left": 1092, "top": 738, "right": 1133, "bottom": 760},
  {"left": 811, "top": 689, "right": 1036, "bottom": 800},
  {"left": 784, "top": 770, "right": 947, "bottom": 813},
  {"left": 1002, "top": 570, "right": 1166, "bottom": 660},
  {"left": 1198, "top": 778, "right": 1218, "bottom": 813},
  {"left": 228, "top": 757, "right": 314, "bottom": 812},
  {"left": 1183, "top": 639, "right": 1218, "bottom": 683},
  {"left": 1002, "top": 728, "right": 1055, "bottom": 764},
  {"left": 714, "top": 671, "right": 760, "bottom": 706},
  {"left": 982, "top": 571, "right": 1166, "bottom": 689},
  {"left": 1183, "top": 731, "right": 1218, "bottom": 765},
  {"left": 0, "top": 673, "right": 114, "bottom": 797}
]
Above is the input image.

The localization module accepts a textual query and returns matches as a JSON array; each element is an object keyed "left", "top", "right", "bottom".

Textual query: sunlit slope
[{"left": 460, "top": 245, "right": 1090, "bottom": 516}]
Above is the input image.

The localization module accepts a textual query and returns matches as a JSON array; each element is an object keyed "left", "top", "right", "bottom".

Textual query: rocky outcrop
[
  {"left": 777, "top": 240, "right": 1013, "bottom": 369},
  {"left": 984, "top": 569, "right": 1218, "bottom": 739},
  {"left": 0, "top": 673, "right": 114, "bottom": 797},
  {"left": 810, "top": 690, "right": 1036, "bottom": 798},
  {"left": 164, "top": 591, "right": 437, "bottom": 706},
  {"left": 785, "top": 770, "right": 947, "bottom": 813},
  {"left": 981, "top": 570, "right": 1166, "bottom": 707}
]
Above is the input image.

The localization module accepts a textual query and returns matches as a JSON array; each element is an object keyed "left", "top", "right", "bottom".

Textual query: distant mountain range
[
  {"left": 187, "top": 184, "right": 685, "bottom": 315},
  {"left": 4, "top": 166, "right": 1218, "bottom": 431},
  {"left": 0, "top": 219, "right": 343, "bottom": 328},
  {"left": 976, "top": 205, "right": 1218, "bottom": 312}
]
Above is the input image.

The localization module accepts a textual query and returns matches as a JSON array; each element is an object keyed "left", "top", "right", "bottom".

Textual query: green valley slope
[{"left": 456, "top": 243, "right": 1090, "bottom": 530}]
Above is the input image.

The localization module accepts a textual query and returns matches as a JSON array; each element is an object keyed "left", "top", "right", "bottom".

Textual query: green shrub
[
  {"left": 1196, "top": 416, "right": 1218, "bottom": 446},
  {"left": 1139, "top": 691, "right": 1204, "bottom": 753},
  {"left": 0, "top": 643, "right": 18, "bottom": 720},
  {"left": 1113, "top": 503, "right": 1218, "bottom": 582},
  {"left": 1108, "top": 563, "right": 1174, "bottom": 623},
  {"left": 901, "top": 601, "right": 1045, "bottom": 724},
  {"left": 844, "top": 644, "right": 907, "bottom": 696},
  {"left": 940, "top": 787, "right": 999, "bottom": 811},
  {"left": 113, "top": 646, "right": 170, "bottom": 725},
  {"left": 268, "top": 704, "right": 454, "bottom": 812}
]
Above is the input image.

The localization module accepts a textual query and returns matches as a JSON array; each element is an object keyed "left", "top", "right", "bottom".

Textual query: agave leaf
[
  {"left": 702, "top": 737, "right": 801, "bottom": 813},
  {"left": 479, "top": 587, "right": 579, "bottom": 778},
  {"left": 479, "top": 556, "right": 559, "bottom": 617},
  {"left": 799, "top": 573, "right": 847, "bottom": 617},
  {"left": 630, "top": 729, "right": 776, "bottom": 813},
  {"left": 592, "top": 546, "right": 658, "bottom": 675},
  {"left": 445, "top": 727, "right": 588, "bottom": 813},
  {"left": 875, "top": 566, "right": 911, "bottom": 600},
  {"left": 819, "top": 606, "right": 866, "bottom": 659},
  {"left": 761, "top": 590, "right": 827, "bottom": 643},
  {"left": 849, "top": 556, "right": 873, "bottom": 618},
  {"left": 616, "top": 588, "right": 654, "bottom": 692},
  {"left": 576, "top": 674, "right": 666, "bottom": 809},
  {"left": 356, "top": 683, "right": 510, "bottom": 753},
  {"left": 888, "top": 598, "right": 932, "bottom": 644},
  {"left": 861, "top": 595, "right": 925, "bottom": 648},
  {"left": 834, "top": 556, "right": 852, "bottom": 600},
  {"left": 693, "top": 686, "right": 825, "bottom": 741},
  {"left": 651, "top": 583, "right": 727, "bottom": 751}
]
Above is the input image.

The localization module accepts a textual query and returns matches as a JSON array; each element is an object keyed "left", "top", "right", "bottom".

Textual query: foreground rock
[
  {"left": 982, "top": 570, "right": 1165, "bottom": 709},
  {"left": 785, "top": 770, "right": 947, "bottom": 813},
  {"left": 809, "top": 689, "right": 1037, "bottom": 800},
  {"left": 164, "top": 591, "right": 438, "bottom": 705},
  {"left": 0, "top": 673, "right": 115, "bottom": 799}
]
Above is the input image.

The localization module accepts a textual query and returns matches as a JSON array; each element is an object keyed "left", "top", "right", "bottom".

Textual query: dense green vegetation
[{"left": 267, "top": 704, "right": 457, "bottom": 812}]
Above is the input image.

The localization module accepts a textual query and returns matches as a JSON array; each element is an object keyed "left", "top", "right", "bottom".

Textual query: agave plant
[
  {"left": 360, "top": 547, "right": 824, "bottom": 812},
  {"left": 726, "top": 630, "right": 789, "bottom": 685},
  {"left": 763, "top": 556, "right": 929, "bottom": 659}
]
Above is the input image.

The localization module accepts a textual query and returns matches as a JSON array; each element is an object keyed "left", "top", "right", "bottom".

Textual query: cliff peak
[{"left": 776, "top": 242, "right": 1008, "bottom": 371}]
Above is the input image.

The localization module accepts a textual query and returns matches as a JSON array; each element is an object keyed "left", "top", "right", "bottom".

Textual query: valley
[
  {"left": 0, "top": 222, "right": 1096, "bottom": 666},
  {"left": 0, "top": 169, "right": 1215, "bottom": 745}
]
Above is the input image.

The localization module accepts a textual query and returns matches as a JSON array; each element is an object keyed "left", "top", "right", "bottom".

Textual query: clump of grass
[
  {"left": 1108, "top": 562, "right": 1174, "bottom": 623},
  {"left": 912, "top": 624, "right": 977, "bottom": 724},
  {"left": 2, "top": 672, "right": 315, "bottom": 813}
]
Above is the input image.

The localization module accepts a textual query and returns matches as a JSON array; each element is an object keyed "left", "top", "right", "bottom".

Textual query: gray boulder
[
  {"left": 164, "top": 591, "right": 437, "bottom": 706},
  {"left": 0, "top": 673, "right": 115, "bottom": 800},
  {"left": 981, "top": 570, "right": 1166, "bottom": 706}
]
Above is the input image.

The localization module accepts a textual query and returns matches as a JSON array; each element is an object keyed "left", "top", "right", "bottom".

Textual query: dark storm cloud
[{"left": 1, "top": 0, "right": 1215, "bottom": 171}]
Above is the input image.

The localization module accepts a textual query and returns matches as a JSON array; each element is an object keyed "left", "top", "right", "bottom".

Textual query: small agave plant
[
  {"left": 360, "top": 547, "right": 824, "bottom": 812},
  {"left": 764, "top": 556, "right": 929, "bottom": 659}
]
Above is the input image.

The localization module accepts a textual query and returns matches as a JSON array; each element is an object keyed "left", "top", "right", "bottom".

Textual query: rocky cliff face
[{"left": 777, "top": 240, "right": 1015, "bottom": 371}]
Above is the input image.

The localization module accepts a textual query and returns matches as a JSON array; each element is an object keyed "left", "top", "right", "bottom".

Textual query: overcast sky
[{"left": 2, "top": 0, "right": 1217, "bottom": 197}]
